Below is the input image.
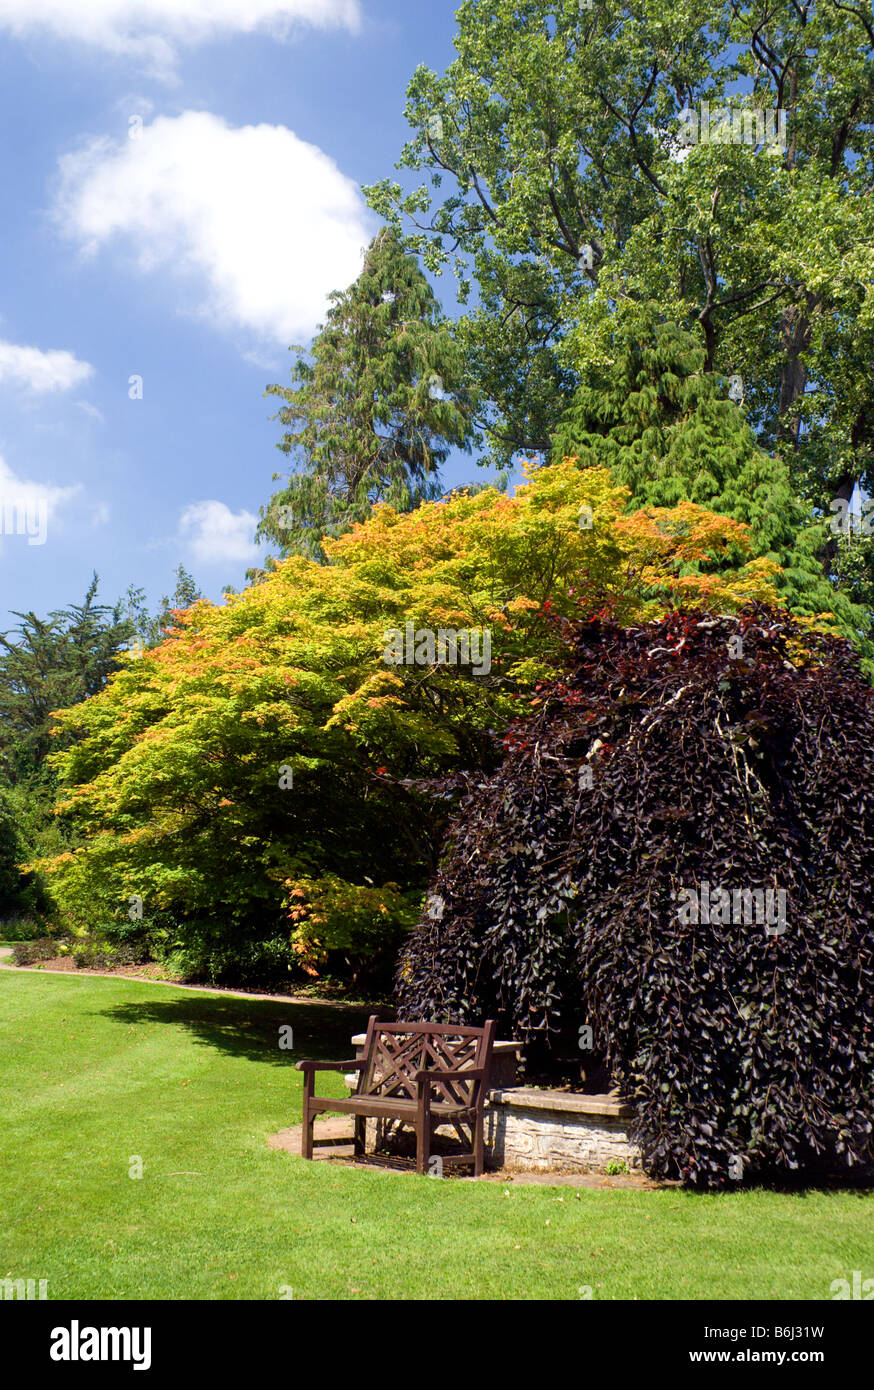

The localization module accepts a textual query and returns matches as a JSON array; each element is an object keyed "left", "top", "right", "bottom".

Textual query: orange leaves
[
  {"left": 39, "top": 449, "right": 791, "bottom": 955},
  {"left": 615, "top": 501, "right": 750, "bottom": 564}
]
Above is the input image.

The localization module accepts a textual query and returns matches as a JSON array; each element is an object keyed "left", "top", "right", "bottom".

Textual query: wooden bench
[{"left": 296, "top": 1015, "right": 497, "bottom": 1176}]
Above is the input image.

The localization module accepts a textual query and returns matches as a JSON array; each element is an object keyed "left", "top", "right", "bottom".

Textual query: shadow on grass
[
  {"left": 657, "top": 1170, "right": 874, "bottom": 1199},
  {"left": 94, "top": 994, "right": 378, "bottom": 1069},
  {"left": 746, "top": 1173, "right": 874, "bottom": 1197}
]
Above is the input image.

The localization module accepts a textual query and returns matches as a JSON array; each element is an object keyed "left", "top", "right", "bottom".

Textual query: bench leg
[
  {"left": 302, "top": 1110, "right": 314, "bottom": 1160},
  {"left": 473, "top": 1111, "right": 485, "bottom": 1177},
  {"left": 301, "top": 1075, "right": 314, "bottom": 1160},
  {"left": 353, "top": 1114, "right": 366, "bottom": 1157},
  {"left": 416, "top": 1091, "right": 431, "bottom": 1176}
]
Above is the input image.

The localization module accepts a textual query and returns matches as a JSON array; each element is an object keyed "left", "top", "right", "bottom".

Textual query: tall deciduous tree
[
  {"left": 366, "top": 0, "right": 874, "bottom": 593},
  {"left": 258, "top": 225, "right": 477, "bottom": 560}
]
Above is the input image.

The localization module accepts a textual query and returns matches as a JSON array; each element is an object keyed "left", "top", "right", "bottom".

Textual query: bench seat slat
[{"left": 308, "top": 1096, "right": 476, "bottom": 1119}]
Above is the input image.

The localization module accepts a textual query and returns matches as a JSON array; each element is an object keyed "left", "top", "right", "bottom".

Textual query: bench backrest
[{"left": 356, "top": 1017, "right": 496, "bottom": 1107}]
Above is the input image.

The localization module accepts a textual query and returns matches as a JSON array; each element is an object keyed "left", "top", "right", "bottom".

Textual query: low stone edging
[{"left": 486, "top": 1087, "right": 640, "bottom": 1173}]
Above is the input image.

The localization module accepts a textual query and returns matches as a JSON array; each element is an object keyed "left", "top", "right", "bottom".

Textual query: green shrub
[
  {"left": 12, "top": 937, "right": 64, "bottom": 966},
  {"left": 157, "top": 927, "right": 305, "bottom": 989},
  {"left": 0, "top": 915, "right": 46, "bottom": 942},
  {"left": 71, "top": 940, "right": 150, "bottom": 971}
]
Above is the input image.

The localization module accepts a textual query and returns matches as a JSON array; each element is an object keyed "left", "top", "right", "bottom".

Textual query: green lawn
[{"left": 1, "top": 970, "right": 871, "bottom": 1300}]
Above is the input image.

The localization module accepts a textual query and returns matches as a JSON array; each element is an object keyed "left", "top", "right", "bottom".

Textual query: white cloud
[
  {"left": 179, "top": 499, "right": 260, "bottom": 566},
  {"left": 0, "top": 1, "right": 361, "bottom": 77},
  {"left": 54, "top": 111, "right": 374, "bottom": 346},
  {"left": 0, "top": 340, "right": 94, "bottom": 393},
  {"left": 0, "top": 455, "right": 82, "bottom": 548}
]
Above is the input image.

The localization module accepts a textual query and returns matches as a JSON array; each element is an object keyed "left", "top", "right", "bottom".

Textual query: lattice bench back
[{"left": 357, "top": 1019, "right": 491, "bottom": 1108}]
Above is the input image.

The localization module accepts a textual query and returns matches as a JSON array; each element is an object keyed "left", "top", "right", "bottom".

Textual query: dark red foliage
[{"left": 397, "top": 604, "right": 874, "bottom": 1184}]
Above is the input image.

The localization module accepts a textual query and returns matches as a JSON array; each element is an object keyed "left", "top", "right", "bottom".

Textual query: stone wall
[{"left": 486, "top": 1088, "right": 641, "bottom": 1173}]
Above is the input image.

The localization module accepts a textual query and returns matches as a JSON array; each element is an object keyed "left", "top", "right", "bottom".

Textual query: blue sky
[{"left": 0, "top": 0, "right": 490, "bottom": 629}]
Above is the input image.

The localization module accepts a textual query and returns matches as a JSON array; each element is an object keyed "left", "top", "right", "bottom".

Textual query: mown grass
[{"left": 1, "top": 969, "right": 871, "bottom": 1300}]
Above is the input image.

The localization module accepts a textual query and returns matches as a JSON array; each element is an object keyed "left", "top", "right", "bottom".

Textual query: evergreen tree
[
  {"left": 551, "top": 310, "right": 872, "bottom": 653},
  {"left": 120, "top": 566, "right": 204, "bottom": 649},
  {"left": 0, "top": 575, "right": 135, "bottom": 782},
  {"left": 0, "top": 576, "right": 138, "bottom": 910},
  {"left": 0, "top": 786, "right": 28, "bottom": 916},
  {"left": 257, "top": 226, "right": 476, "bottom": 560},
  {"left": 145, "top": 565, "right": 204, "bottom": 646}
]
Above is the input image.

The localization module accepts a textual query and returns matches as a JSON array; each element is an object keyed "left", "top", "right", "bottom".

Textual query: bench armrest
[
  {"left": 295, "top": 1058, "right": 366, "bottom": 1073},
  {"left": 415, "top": 1068, "right": 486, "bottom": 1084}
]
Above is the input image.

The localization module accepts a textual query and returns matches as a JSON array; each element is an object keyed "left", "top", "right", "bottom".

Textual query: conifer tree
[
  {"left": 551, "top": 309, "right": 872, "bottom": 653},
  {"left": 0, "top": 575, "right": 135, "bottom": 782},
  {"left": 0, "top": 786, "right": 28, "bottom": 915},
  {"left": 146, "top": 565, "right": 203, "bottom": 646},
  {"left": 258, "top": 226, "right": 476, "bottom": 559}
]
